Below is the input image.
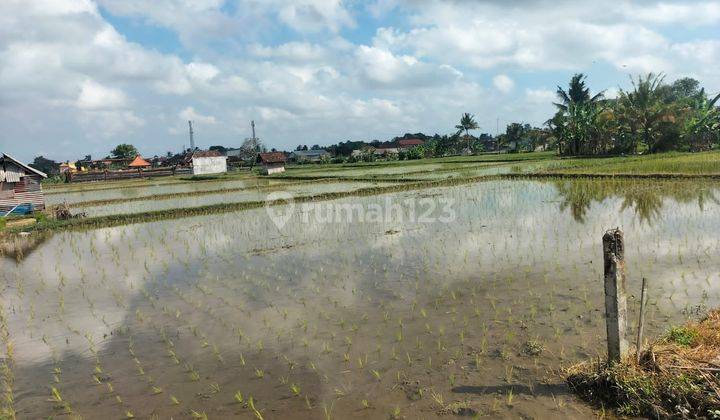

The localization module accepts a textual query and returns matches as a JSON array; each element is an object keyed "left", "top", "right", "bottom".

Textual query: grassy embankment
[
  {"left": 540, "top": 150, "right": 720, "bottom": 175},
  {"left": 567, "top": 310, "right": 720, "bottom": 418}
]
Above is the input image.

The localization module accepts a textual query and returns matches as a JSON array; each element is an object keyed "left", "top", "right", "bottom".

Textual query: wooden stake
[
  {"left": 603, "top": 228, "right": 628, "bottom": 363},
  {"left": 636, "top": 277, "right": 648, "bottom": 364}
]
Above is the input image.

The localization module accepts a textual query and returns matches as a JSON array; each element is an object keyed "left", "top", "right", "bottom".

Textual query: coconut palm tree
[
  {"left": 554, "top": 73, "right": 604, "bottom": 111},
  {"left": 616, "top": 73, "right": 676, "bottom": 153},
  {"left": 455, "top": 113, "right": 479, "bottom": 151},
  {"left": 553, "top": 74, "right": 605, "bottom": 155}
]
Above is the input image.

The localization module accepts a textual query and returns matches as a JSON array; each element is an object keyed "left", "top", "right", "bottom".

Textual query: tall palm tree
[
  {"left": 554, "top": 73, "right": 604, "bottom": 111},
  {"left": 554, "top": 74, "right": 605, "bottom": 155},
  {"left": 455, "top": 113, "right": 479, "bottom": 151},
  {"left": 617, "top": 73, "right": 672, "bottom": 153}
]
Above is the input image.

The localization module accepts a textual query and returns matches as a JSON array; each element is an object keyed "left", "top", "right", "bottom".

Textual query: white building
[{"left": 191, "top": 150, "right": 227, "bottom": 175}]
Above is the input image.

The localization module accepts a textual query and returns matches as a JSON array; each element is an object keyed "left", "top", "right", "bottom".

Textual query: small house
[
  {"left": 191, "top": 150, "right": 227, "bottom": 175},
  {"left": 1, "top": 153, "right": 48, "bottom": 214},
  {"left": 373, "top": 147, "right": 399, "bottom": 156},
  {"left": 289, "top": 149, "right": 330, "bottom": 162},
  {"left": 257, "top": 152, "right": 286, "bottom": 175},
  {"left": 128, "top": 155, "right": 151, "bottom": 168},
  {"left": 397, "top": 139, "right": 425, "bottom": 149}
]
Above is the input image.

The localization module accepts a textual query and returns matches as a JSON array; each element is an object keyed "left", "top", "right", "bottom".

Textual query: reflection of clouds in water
[{"left": 5, "top": 180, "right": 720, "bottom": 367}]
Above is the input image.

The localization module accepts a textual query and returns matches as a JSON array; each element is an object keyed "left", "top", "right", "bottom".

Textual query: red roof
[
  {"left": 192, "top": 150, "right": 223, "bottom": 158},
  {"left": 398, "top": 139, "right": 425, "bottom": 147},
  {"left": 128, "top": 155, "right": 151, "bottom": 167},
  {"left": 258, "top": 152, "right": 287, "bottom": 164}
]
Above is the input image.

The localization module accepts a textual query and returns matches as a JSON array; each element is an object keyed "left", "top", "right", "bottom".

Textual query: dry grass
[{"left": 567, "top": 310, "right": 720, "bottom": 418}]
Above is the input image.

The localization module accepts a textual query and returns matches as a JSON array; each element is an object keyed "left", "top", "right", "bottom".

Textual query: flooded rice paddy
[
  {"left": 73, "top": 181, "right": 396, "bottom": 217},
  {"left": 45, "top": 178, "right": 285, "bottom": 206},
  {"left": 2, "top": 178, "right": 719, "bottom": 419}
]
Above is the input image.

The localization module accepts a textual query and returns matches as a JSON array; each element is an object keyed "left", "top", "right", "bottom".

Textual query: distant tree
[
  {"left": 500, "top": 123, "right": 527, "bottom": 152},
  {"left": 659, "top": 77, "right": 704, "bottom": 104},
  {"left": 682, "top": 92, "right": 720, "bottom": 151},
  {"left": 311, "top": 144, "right": 321, "bottom": 150},
  {"left": 455, "top": 113, "right": 479, "bottom": 137},
  {"left": 455, "top": 113, "right": 479, "bottom": 150},
  {"left": 302, "top": 145, "right": 308, "bottom": 151},
  {"left": 29, "top": 156, "right": 58, "bottom": 175},
  {"left": 110, "top": 144, "right": 138, "bottom": 159},
  {"left": 239, "top": 137, "right": 265, "bottom": 167}
]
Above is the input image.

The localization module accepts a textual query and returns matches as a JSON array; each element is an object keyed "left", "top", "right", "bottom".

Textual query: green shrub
[{"left": 666, "top": 327, "right": 699, "bottom": 346}]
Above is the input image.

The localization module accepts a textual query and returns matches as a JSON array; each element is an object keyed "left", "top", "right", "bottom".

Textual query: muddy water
[
  {"left": 2, "top": 179, "right": 719, "bottom": 419},
  {"left": 45, "top": 178, "right": 286, "bottom": 206},
  {"left": 76, "top": 181, "right": 397, "bottom": 217}
]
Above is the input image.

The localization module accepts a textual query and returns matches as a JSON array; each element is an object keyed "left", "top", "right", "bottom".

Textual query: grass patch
[
  {"left": 667, "top": 327, "right": 700, "bottom": 347},
  {"left": 541, "top": 151, "right": 720, "bottom": 175},
  {"left": 567, "top": 309, "right": 720, "bottom": 418}
]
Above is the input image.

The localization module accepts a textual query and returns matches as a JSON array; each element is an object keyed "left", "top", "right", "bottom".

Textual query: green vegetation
[
  {"left": 666, "top": 327, "right": 699, "bottom": 347},
  {"left": 550, "top": 74, "right": 720, "bottom": 156},
  {"left": 567, "top": 310, "right": 720, "bottom": 418},
  {"left": 540, "top": 150, "right": 720, "bottom": 175},
  {"left": 110, "top": 143, "right": 139, "bottom": 159}
]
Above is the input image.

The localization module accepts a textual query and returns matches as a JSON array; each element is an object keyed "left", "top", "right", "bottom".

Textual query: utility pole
[
  {"left": 188, "top": 120, "right": 195, "bottom": 151},
  {"left": 496, "top": 117, "right": 500, "bottom": 136}
]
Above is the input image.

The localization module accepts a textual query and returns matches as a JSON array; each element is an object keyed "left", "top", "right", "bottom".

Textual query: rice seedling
[{"left": 290, "top": 383, "right": 301, "bottom": 396}]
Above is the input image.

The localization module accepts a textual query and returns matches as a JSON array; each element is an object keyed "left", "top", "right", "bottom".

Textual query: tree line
[{"left": 549, "top": 73, "right": 720, "bottom": 156}]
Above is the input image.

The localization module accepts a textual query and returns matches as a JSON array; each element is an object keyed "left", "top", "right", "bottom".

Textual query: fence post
[{"left": 603, "top": 228, "right": 628, "bottom": 363}]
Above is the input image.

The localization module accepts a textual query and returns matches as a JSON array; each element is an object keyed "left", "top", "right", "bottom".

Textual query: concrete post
[{"left": 603, "top": 228, "right": 628, "bottom": 363}]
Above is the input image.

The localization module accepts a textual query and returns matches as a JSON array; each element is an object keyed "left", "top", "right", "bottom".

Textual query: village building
[
  {"left": 289, "top": 149, "right": 330, "bottom": 162},
  {"left": 0, "top": 153, "right": 48, "bottom": 214},
  {"left": 397, "top": 138, "right": 425, "bottom": 149},
  {"left": 128, "top": 155, "right": 151, "bottom": 168},
  {"left": 59, "top": 161, "right": 78, "bottom": 174},
  {"left": 257, "top": 152, "right": 287, "bottom": 175},
  {"left": 373, "top": 147, "right": 400, "bottom": 156},
  {"left": 190, "top": 150, "right": 227, "bottom": 175}
]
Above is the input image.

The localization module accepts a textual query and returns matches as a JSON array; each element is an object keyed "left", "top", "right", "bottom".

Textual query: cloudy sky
[{"left": 2, "top": 0, "right": 719, "bottom": 162}]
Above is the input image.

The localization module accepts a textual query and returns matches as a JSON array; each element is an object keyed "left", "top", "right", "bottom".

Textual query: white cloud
[
  {"left": 493, "top": 74, "right": 514, "bottom": 93},
  {"left": 250, "top": 42, "right": 329, "bottom": 62},
  {"left": 627, "top": 2, "right": 720, "bottom": 25},
  {"left": 76, "top": 79, "right": 127, "bottom": 110},
  {"left": 277, "top": 0, "right": 355, "bottom": 33},
  {"left": 186, "top": 62, "right": 220, "bottom": 83},
  {"left": 2, "top": 0, "right": 720, "bottom": 162},
  {"left": 354, "top": 45, "right": 461, "bottom": 88},
  {"left": 525, "top": 89, "right": 556, "bottom": 105},
  {"left": 179, "top": 106, "right": 217, "bottom": 124}
]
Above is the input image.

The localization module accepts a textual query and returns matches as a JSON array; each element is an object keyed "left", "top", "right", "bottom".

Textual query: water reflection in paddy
[{"left": 3, "top": 179, "right": 719, "bottom": 419}]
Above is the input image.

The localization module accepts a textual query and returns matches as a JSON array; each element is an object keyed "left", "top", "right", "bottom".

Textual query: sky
[{"left": 1, "top": 0, "right": 720, "bottom": 163}]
